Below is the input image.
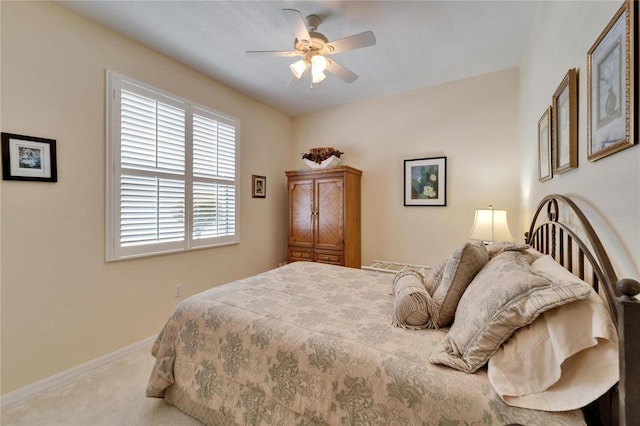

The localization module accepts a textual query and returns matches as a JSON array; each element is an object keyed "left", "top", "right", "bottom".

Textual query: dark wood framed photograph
[
  {"left": 1, "top": 132, "right": 57, "bottom": 182},
  {"left": 552, "top": 68, "right": 578, "bottom": 174},
  {"left": 587, "top": 0, "right": 636, "bottom": 161},
  {"left": 404, "top": 156, "right": 446, "bottom": 206},
  {"left": 252, "top": 175, "right": 266, "bottom": 198},
  {"left": 538, "top": 106, "right": 553, "bottom": 182}
]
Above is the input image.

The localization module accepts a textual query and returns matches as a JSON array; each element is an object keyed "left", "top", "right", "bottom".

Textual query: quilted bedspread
[{"left": 146, "top": 261, "right": 585, "bottom": 425}]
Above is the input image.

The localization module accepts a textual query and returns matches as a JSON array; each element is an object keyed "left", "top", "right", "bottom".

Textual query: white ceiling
[{"left": 56, "top": 0, "right": 537, "bottom": 117}]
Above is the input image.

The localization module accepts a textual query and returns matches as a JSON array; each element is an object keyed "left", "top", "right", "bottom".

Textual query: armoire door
[
  {"left": 314, "top": 177, "right": 344, "bottom": 251},
  {"left": 288, "top": 179, "right": 314, "bottom": 248}
]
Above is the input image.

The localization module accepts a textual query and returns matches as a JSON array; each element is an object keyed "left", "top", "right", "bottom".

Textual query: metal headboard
[{"left": 525, "top": 194, "right": 640, "bottom": 426}]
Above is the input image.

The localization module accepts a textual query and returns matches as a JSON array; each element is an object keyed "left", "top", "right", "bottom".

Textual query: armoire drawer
[
  {"left": 314, "top": 251, "right": 343, "bottom": 265},
  {"left": 288, "top": 248, "right": 312, "bottom": 261}
]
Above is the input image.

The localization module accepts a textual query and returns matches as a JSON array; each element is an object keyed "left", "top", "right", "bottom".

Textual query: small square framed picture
[
  {"left": 252, "top": 175, "right": 266, "bottom": 198},
  {"left": 1, "top": 132, "right": 58, "bottom": 182},
  {"left": 404, "top": 156, "right": 446, "bottom": 206}
]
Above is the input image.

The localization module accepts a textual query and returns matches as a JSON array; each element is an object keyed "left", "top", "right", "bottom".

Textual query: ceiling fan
[{"left": 246, "top": 9, "right": 376, "bottom": 85}]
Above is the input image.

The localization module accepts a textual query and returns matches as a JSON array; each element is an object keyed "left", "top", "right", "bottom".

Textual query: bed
[{"left": 146, "top": 194, "right": 640, "bottom": 425}]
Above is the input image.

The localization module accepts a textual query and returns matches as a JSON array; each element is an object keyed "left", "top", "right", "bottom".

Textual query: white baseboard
[{"left": 0, "top": 335, "right": 157, "bottom": 408}]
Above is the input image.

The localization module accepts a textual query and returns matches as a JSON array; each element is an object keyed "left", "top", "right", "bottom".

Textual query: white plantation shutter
[
  {"left": 106, "top": 72, "right": 240, "bottom": 260},
  {"left": 191, "top": 109, "right": 236, "bottom": 244},
  {"left": 120, "top": 176, "right": 185, "bottom": 245},
  {"left": 218, "top": 122, "right": 236, "bottom": 178},
  {"left": 119, "top": 88, "right": 186, "bottom": 249}
]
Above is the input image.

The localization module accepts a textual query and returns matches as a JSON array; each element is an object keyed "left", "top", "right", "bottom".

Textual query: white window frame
[{"left": 106, "top": 71, "right": 240, "bottom": 261}]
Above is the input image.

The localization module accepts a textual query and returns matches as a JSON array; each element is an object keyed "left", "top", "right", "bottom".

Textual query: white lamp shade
[
  {"left": 311, "top": 54, "right": 328, "bottom": 72},
  {"left": 469, "top": 208, "right": 514, "bottom": 242},
  {"left": 310, "top": 55, "right": 328, "bottom": 83},
  {"left": 290, "top": 59, "right": 308, "bottom": 79},
  {"left": 311, "top": 69, "right": 326, "bottom": 83}
]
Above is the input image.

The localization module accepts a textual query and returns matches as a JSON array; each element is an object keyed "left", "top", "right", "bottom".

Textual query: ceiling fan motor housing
[
  {"left": 294, "top": 33, "right": 330, "bottom": 54},
  {"left": 305, "top": 15, "right": 321, "bottom": 32},
  {"left": 294, "top": 15, "right": 335, "bottom": 56}
]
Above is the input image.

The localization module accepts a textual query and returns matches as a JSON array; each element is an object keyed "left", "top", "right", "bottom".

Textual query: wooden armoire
[{"left": 286, "top": 166, "right": 361, "bottom": 268}]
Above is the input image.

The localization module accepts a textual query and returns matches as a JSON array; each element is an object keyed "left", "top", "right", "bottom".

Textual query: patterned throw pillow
[
  {"left": 485, "top": 241, "right": 531, "bottom": 259},
  {"left": 425, "top": 259, "right": 447, "bottom": 294},
  {"left": 431, "top": 243, "right": 489, "bottom": 327},
  {"left": 391, "top": 270, "right": 438, "bottom": 329},
  {"left": 429, "top": 251, "right": 592, "bottom": 373}
]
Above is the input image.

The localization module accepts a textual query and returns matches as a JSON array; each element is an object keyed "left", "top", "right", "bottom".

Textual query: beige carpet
[{"left": 1, "top": 342, "right": 203, "bottom": 426}]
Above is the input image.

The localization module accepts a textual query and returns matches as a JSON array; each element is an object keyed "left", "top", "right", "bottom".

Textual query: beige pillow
[
  {"left": 526, "top": 246, "right": 544, "bottom": 260},
  {"left": 429, "top": 251, "right": 592, "bottom": 373},
  {"left": 425, "top": 259, "right": 447, "bottom": 294},
  {"left": 431, "top": 243, "right": 489, "bottom": 327},
  {"left": 488, "top": 255, "right": 619, "bottom": 411},
  {"left": 486, "top": 241, "right": 531, "bottom": 259},
  {"left": 391, "top": 270, "right": 438, "bottom": 329}
]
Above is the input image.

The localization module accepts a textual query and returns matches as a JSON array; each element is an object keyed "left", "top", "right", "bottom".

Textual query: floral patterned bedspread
[{"left": 146, "top": 261, "right": 585, "bottom": 425}]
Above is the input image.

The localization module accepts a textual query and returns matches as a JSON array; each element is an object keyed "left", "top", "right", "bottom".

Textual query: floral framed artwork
[
  {"left": 552, "top": 68, "right": 578, "bottom": 174},
  {"left": 252, "top": 175, "right": 266, "bottom": 198},
  {"left": 404, "top": 156, "right": 446, "bottom": 206},
  {"left": 587, "top": 0, "right": 636, "bottom": 161},
  {"left": 538, "top": 107, "right": 553, "bottom": 182},
  {"left": 1, "top": 132, "right": 57, "bottom": 182}
]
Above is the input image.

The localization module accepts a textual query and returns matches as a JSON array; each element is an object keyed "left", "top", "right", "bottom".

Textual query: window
[{"left": 106, "top": 71, "right": 240, "bottom": 261}]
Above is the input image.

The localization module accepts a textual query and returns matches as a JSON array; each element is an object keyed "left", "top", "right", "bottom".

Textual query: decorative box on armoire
[{"left": 286, "top": 166, "right": 361, "bottom": 268}]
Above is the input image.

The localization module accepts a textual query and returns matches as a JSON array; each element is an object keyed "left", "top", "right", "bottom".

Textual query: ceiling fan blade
[
  {"left": 326, "top": 31, "right": 376, "bottom": 54},
  {"left": 282, "top": 9, "right": 311, "bottom": 44},
  {"left": 326, "top": 60, "right": 358, "bottom": 84},
  {"left": 245, "top": 50, "right": 298, "bottom": 58}
]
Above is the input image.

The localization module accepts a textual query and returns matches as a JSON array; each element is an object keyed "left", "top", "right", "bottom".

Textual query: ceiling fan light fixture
[
  {"left": 310, "top": 54, "right": 328, "bottom": 83},
  {"left": 311, "top": 54, "right": 328, "bottom": 72},
  {"left": 311, "top": 70, "right": 326, "bottom": 83},
  {"left": 248, "top": 9, "right": 376, "bottom": 86},
  {"left": 290, "top": 59, "right": 308, "bottom": 79}
]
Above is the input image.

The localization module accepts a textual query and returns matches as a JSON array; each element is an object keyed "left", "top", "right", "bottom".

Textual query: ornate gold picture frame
[
  {"left": 587, "top": 0, "right": 636, "bottom": 161},
  {"left": 552, "top": 68, "right": 578, "bottom": 174}
]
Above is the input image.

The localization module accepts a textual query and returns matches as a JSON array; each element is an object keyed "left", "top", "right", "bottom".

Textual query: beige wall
[
  {"left": 293, "top": 69, "right": 521, "bottom": 266},
  {"left": 518, "top": 1, "right": 640, "bottom": 279},
  {"left": 4, "top": 0, "right": 639, "bottom": 398},
  {"left": 0, "top": 1, "right": 292, "bottom": 393}
]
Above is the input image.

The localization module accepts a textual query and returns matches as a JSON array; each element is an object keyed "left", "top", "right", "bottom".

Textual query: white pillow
[{"left": 488, "top": 255, "right": 619, "bottom": 411}]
